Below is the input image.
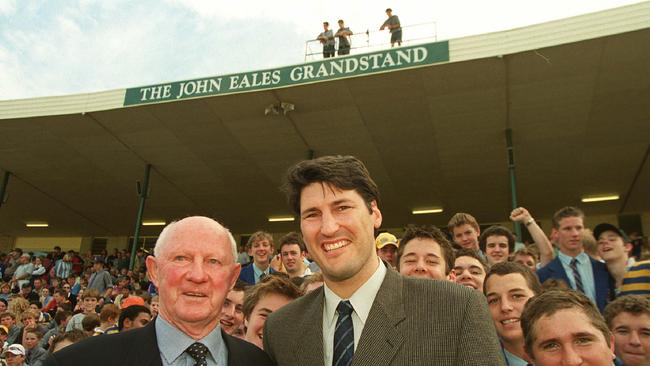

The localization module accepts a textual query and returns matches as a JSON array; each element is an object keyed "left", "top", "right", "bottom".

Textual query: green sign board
[{"left": 123, "top": 41, "right": 449, "bottom": 106}]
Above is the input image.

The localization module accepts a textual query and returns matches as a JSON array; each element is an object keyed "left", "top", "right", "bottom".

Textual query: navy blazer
[
  {"left": 238, "top": 263, "right": 276, "bottom": 285},
  {"left": 537, "top": 255, "right": 615, "bottom": 312}
]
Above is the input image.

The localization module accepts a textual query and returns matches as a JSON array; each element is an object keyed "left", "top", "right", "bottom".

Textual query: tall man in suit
[
  {"left": 536, "top": 206, "right": 615, "bottom": 312},
  {"left": 264, "top": 155, "right": 503, "bottom": 366},
  {"left": 45, "top": 216, "right": 273, "bottom": 366}
]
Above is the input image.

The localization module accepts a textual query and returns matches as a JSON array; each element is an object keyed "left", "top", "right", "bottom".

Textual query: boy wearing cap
[
  {"left": 595, "top": 223, "right": 635, "bottom": 290},
  {"left": 375, "top": 232, "right": 399, "bottom": 268},
  {"left": 2, "top": 344, "right": 26, "bottom": 366}
]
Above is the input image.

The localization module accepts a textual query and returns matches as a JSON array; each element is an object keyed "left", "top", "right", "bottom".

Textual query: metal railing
[{"left": 304, "top": 21, "right": 437, "bottom": 62}]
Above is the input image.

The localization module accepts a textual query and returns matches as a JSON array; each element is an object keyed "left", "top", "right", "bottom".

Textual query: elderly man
[
  {"left": 44, "top": 216, "right": 273, "bottom": 366},
  {"left": 264, "top": 155, "right": 503, "bottom": 365}
]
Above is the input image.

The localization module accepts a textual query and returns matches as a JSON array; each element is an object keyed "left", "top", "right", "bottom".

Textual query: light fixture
[
  {"left": 268, "top": 216, "right": 295, "bottom": 222},
  {"left": 581, "top": 195, "right": 619, "bottom": 203},
  {"left": 412, "top": 207, "right": 444, "bottom": 215},
  {"left": 142, "top": 221, "right": 166, "bottom": 226},
  {"left": 25, "top": 222, "right": 48, "bottom": 228}
]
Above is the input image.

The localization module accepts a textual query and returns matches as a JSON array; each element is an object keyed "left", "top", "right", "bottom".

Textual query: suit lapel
[
  {"left": 352, "top": 269, "right": 405, "bottom": 366},
  {"left": 549, "top": 258, "right": 572, "bottom": 287},
  {"left": 295, "top": 288, "right": 325, "bottom": 365}
]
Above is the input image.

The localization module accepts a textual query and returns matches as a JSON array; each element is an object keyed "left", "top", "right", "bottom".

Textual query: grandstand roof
[{"left": 1, "top": 2, "right": 649, "bottom": 237}]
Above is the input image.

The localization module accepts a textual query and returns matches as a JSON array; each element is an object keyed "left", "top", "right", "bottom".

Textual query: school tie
[
  {"left": 333, "top": 300, "right": 355, "bottom": 366},
  {"left": 570, "top": 258, "right": 585, "bottom": 293},
  {"left": 186, "top": 342, "right": 209, "bottom": 366}
]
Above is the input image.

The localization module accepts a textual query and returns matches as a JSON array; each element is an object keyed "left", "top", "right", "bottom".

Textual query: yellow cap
[{"left": 375, "top": 232, "right": 398, "bottom": 249}]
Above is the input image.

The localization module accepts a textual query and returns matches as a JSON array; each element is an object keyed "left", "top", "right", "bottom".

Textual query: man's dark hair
[
  {"left": 479, "top": 225, "right": 516, "bottom": 253},
  {"left": 604, "top": 295, "right": 650, "bottom": 328},
  {"left": 243, "top": 275, "right": 301, "bottom": 320},
  {"left": 82, "top": 313, "right": 100, "bottom": 332},
  {"left": 552, "top": 206, "right": 584, "bottom": 229},
  {"left": 279, "top": 232, "right": 306, "bottom": 253},
  {"left": 54, "top": 310, "right": 72, "bottom": 326},
  {"left": 232, "top": 280, "right": 250, "bottom": 293},
  {"left": 521, "top": 290, "right": 611, "bottom": 356},
  {"left": 323, "top": 21, "right": 329, "bottom": 26},
  {"left": 49, "top": 330, "right": 87, "bottom": 354},
  {"left": 118, "top": 305, "right": 150, "bottom": 331},
  {"left": 386, "top": 8, "right": 392, "bottom": 12},
  {"left": 397, "top": 225, "right": 455, "bottom": 275},
  {"left": 284, "top": 155, "right": 380, "bottom": 216},
  {"left": 484, "top": 261, "right": 542, "bottom": 295}
]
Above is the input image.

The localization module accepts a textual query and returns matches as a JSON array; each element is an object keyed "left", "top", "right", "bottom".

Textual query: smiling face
[
  {"left": 146, "top": 217, "right": 241, "bottom": 339},
  {"left": 219, "top": 289, "right": 244, "bottom": 335},
  {"left": 486, "top": 273, "right": 536, "bottom": 343},
  {"left": 244, "top": 293, "right": 293, "bottom": 350},
  {"left": 252, "top": 239, "right": 272, "bottom": 268},
  {"left": 529, "top": 308, "right": 615, "bottom": 366},
  {"left": 597, "top": 230, "right": 629, "bottom": 262},
  {"left": 485, "top": 235, "right": 510, "bottom": 265},
  {"left": 611, "top": 312, "right": 650, "bottom": 366},
  {"left": 453, "top": 256, "right": 486, "bottom": 290},
  {"left": 299, "top": 183, "right": 382, "bottom": 294},
  {"left": 398, "top": 238, "right": 448, "bottom": 280}
]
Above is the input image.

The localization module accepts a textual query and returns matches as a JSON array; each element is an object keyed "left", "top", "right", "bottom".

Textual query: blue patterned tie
[
  {"left": 186, "top": 342, "right": 208, "bottom": 366},
  {"left": 333, "top": 300, "right": 354, "bottom": 366},
  {"left": 570, "top": 258, "right": 585, "bottom": 293}
]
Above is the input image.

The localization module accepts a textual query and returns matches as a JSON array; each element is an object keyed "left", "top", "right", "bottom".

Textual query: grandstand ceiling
[{"left": 0, "top": 27, "right": 649, "bottom": 238}]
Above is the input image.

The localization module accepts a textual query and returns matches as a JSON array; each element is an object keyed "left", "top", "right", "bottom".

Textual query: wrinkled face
[
  {"left": 83, "top": 297, "right": 98, "bottom": 314},
  {"left": 280, "top": 244, "right": 304, "bottom": 274},
  {"left": 123, "top": 312, "right": 151, "bottom": 331},
  {"left": 5, "top": 353, "right": 25, "bottom": 366},
  {"left": 252, "top": 239, "right": 272, "bottom": 267},
  {"left": 530, "top": 308, "right": 614, "bottom": 366},
  {"left": 452, "top": 224, "right": 480, "bottom": 250},
  {"left": 219, "top": 289, "right": 244, "bottom": 335},
  {"left": 485, "top": 235, "right": 510, "bottom": 265},
  {"left": 398, "top": 238, "right": 448, "bottom": 281},
  {"left": 597, "top": 231, "right": 629, "bottom": 262},
  {"left": 553, "top": 216, "right": 584, "bottom": 256},
  {"left": 23, "top": 332, "right": 39, "bottom": 349},
  {"left": 146, "top": 218, "right": 240, "bottom": 334},
  {"left": 453, "top": 256, "right": 486, "bottom": 291},
  {"left": 514, "top": 254, "right": 536, "bottom": 271},
  {"left": 611, "top": 312, "right": 650, "bottom": 366},
  {"left": 377, "top": 244, "right": 398, "bottom": 267},
  {"left": 485, "top": 273, "right": 535, "bottom": 343},
  {"left": 245, "top": 293, "right": 293, "bottom": 350},
  {"left": 299, "top": 183, "right": 382, "bottom": 284}
]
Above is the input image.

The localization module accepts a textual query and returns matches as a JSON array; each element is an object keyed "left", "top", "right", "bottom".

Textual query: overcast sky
[{"left": 0, "top": 0, "right": 643, "bottom": 101}]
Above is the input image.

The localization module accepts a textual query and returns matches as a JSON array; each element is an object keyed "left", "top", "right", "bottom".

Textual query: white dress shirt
[{"left": 322, "top": 258, "right": 386, "bottom": 366}]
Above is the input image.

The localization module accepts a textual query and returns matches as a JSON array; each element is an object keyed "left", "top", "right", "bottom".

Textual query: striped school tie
[
  {"left": 333, "top": 300, "right": 354, "bottom": 366},
  {"left": 570, "top": 258, "right": 585, "bottom": 293}
]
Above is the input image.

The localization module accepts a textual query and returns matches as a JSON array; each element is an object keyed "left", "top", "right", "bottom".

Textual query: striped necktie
[
  {"left": 333, "top": 300, "right": 354, "bottom": 366},
  {"left": 570, "top": 258, "right": 585, "bottom": 293}
]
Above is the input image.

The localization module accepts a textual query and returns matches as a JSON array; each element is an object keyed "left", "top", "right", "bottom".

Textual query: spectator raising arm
[{"left": 510, "top": 207, "right": 554, "bottom": 266}]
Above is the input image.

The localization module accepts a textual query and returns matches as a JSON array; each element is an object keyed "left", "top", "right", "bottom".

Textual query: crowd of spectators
[{"left": 1, "top": 157, "right": 649, "bottom": 365}]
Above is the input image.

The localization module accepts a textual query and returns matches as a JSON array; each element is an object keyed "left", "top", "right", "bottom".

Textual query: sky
[{"left": 0, "top": 0, "right": 643, "bottom": 101}]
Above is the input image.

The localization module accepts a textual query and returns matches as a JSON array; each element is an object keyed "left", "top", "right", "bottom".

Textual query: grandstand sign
[{"left": 123, "top": 40, "right": 449, "bottom": 106}]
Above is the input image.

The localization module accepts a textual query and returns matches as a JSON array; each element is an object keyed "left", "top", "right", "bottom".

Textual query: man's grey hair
[{"left": 153, "top": 217, "right": 238, "bottom": 261}]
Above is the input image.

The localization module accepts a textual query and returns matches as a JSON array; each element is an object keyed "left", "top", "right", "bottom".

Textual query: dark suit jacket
[
  {"left": 238, "top": 263, "right": 276, "bottom": 285},
  {"left": 263, "top": 267, "right": 504, "bottom": 366},
  {"left": 537, "top": 256, "right": 615, "bottom": 312},
  {"left": 44, "top": 320, "right": 274, "bottom": 366}
]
